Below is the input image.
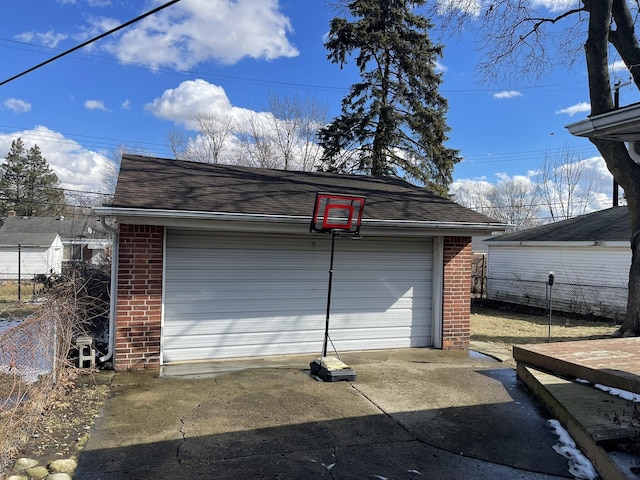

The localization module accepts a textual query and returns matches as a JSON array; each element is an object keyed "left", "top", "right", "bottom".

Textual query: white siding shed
[
  {"left": 0, "top": 233, "right": 63, "bottom": 280},
  {"left": 486, "top": 207, "right": 630, "bottom": 320}
]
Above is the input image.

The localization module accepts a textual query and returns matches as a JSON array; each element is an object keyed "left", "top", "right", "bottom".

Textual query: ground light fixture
[{"left": 309, "top": 192, "right": 365, "bottom": 382}]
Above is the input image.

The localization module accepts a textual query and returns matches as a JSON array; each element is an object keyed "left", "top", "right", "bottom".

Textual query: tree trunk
[{"left": 584, "top": 0, "right": 640, "bottom": 335}]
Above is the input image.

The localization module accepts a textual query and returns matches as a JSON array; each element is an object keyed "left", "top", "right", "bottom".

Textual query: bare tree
[
  {"left": 451, "top": 176, "right": 541, "bottom": 230},
  {"left": 166, "top": 128, "right": 188, "bottom": 160},
  {"left": 538, "top": 145, "right": 603, "bottom": 222},
  {"left": 486, "top": 176, "right": 542, "bottom": 231},
  {"left": 102, "top": 144, "right": 151, "bottom": 196},
  {"left": 436, "top": 1, "right": 640, "bottom": 335},
  {"left": 450, "top": 179, "right": 494, "bottom": 214},
  {"left": 166, "top": 94, "right": 327, "bottom": 171},
  {"left": 190, "top": 113, "right": 235, "bottom": 164},
  {"left": 234, "top": 111, "right": 281, "bottom": 169},
  {"left": 267, "top": 92, "right": 328, "bottom": 171}
]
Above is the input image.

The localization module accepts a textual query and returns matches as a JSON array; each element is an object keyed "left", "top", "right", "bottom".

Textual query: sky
[{"left": 0, "top": 0, "right": 637, "bottom": 213}]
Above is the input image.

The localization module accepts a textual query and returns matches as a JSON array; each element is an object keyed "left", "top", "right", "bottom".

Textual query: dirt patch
[{"left": 12, "top": 372, "right": 109, "bottom": 467}]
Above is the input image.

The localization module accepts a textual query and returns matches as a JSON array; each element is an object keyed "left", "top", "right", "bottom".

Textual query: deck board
[
  {"left": 518, "top": 365, "right": 636, "bottom": 443},
  {"left": 517, "top": 364, "right": 634, "bottom": 480},
  {"left": 513, "top": 338, "right": 640, "bottom": 394}
]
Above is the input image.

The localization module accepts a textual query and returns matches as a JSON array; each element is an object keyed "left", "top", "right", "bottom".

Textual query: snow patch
[{"left": 548, "top": 419, "right": 598, "bottom": 480}]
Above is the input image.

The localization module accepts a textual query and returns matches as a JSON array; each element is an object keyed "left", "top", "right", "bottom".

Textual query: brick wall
[
  {"left": 114, "top": 224, "right": 164, "bottom": 370},
  {"left": 442, "top": 236, "right": 472, "bottom": 349}
]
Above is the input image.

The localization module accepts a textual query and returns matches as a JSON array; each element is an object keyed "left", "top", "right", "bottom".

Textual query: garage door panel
[
  {"left": 165, "top": 285, "right": 424, "bottom": 311},
  {"left": 164, "top": 295, "right": 426, "bottom": 318},
  {"left": 163, "top": 231, "right": 433, "bottom": 363},
  {"left": 164, "top": 310, "right": 427, "bottom": 337},
  {"left": 164, "top": 322, "right": 426, "bottom": 351}
]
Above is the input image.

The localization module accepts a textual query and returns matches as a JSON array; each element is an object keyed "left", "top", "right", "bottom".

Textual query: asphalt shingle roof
[
  {"left": 111, "top": 154, "right": 499, "bottom": 225},
  {"left": 0, "top": 216, "right": 107, "bottom": 240},
  {"left": 0, "top": 232, "right": 59, "bottom": 248},
  {"left": 487, "top": 207, "right": 631, "bottom": 242}
]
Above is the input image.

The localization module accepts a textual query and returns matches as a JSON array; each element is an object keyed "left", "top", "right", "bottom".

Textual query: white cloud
[
  {"left": 530, "top": 0, "right": 577, "bottom": 13},
  {"left": 610, "top": 60, "right": 629, "bottom": 73},
  {"left": 555, "top": 102, "right": 590, "bottom": 116},
  {"left": 15, "top": 30, "right": 68, "bottom": 48},
  {"left": 437, "top": 0, "right": 482, "bottom": 16},
  {"left": 145, "top": 79, "right": 259, "bottom": 130},
  {"left": 57, "top": 0, "right": 111, "bottom": 5},
  {"left": 439, "top": 1, "right": 581, "bottom": 18},
  {"left": 452, "top": 155, "right": 615, "bottom": 215},
  {"left": 0, "top": 126, "right": 111, "bottom": 193},
  {"left": 449, "top": 178, "right": 494, "bottom": 209},
  {"left": 84, "top": 100, "right": 110, "bottom": 112},
  {"left": 3, "top": 98, "right": 31, "bottom": 113},
  {"left": 146, "top": 78, "right": 321, "bottom": 170},
  {"left": 121, "top": 99, "right": 131, "bottom": 110},
  {"left": 73, "top": 15, "right": 121, "bottom": 44},
  {"left": 493, "top": 90, "right": 523, "bottom": 100},
  {"left": 102, "top": 0, "right": 298, "bottom": 69}
]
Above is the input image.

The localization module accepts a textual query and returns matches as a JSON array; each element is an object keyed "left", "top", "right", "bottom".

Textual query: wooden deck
[
  {"left": 514, "top": 338, "right": 640, "bottom": 480},
  {"left": 514, "top": 338, "right": 640, "bottom": 394}
]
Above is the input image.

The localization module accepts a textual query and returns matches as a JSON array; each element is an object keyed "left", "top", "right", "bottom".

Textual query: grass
[
  {"left": 471, "top": 303, "right": 619, "bottom": 347},
  {"left": 0, "top": 281, "right": 40, "bottom": 318}
]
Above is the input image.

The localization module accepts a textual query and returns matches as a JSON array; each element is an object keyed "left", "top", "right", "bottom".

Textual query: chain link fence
[
  {"left": 0, "top": 300, "right": 77, "bottom": 475},
  {"left": 471, "top": 263, "right": 627, "bottom": 321}
]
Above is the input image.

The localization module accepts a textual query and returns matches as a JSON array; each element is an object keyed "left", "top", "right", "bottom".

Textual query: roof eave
[
  {"left": 487, "top": 240, "right": 629, "bottom": 247},
  {"left": 565, "top": 102, "right": 640, "bottom": 142},
  {"left": 93, "top": 206, "right": 507, "bottom": 234}
]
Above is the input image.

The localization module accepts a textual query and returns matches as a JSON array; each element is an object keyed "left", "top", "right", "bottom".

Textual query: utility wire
[{"left": 0, "top": 0, "right": 182, "bottom": 87}]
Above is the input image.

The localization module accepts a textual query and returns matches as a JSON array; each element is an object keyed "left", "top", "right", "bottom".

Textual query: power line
[
  {"left": 0, "top": 36, "right": 588, "bottom": 96},
  {"left": 0, "top": 0, "right": 182, "bottom": 87}
]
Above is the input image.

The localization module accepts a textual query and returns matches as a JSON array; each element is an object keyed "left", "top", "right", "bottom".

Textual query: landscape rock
[
  {"left": 6, "top": 475, "right": 29, "bottom": 480},
  {"left": 25, "top": 465, "right": 50, "bottom": 478},
  {"left": 48, "top": 459, "right": 77, "bottom": 475},
  {"left": 13, "top": 458, "right": 39, "bottom": 471},
  {"left": 46, "top": 473, "right": 72, "bottom": 480}
]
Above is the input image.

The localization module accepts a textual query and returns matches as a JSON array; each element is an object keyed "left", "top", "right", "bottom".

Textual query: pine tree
[
  {"left": 318, "top": 0, "right": 460, "bottom": 196},
  {"left": 0, "top": 138, "right": 65, "bottom": 220}
]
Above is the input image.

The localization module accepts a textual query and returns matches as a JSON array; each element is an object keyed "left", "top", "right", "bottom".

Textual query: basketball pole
[{"left": 322, "top": 229, "right": 338, "bottom": 358}]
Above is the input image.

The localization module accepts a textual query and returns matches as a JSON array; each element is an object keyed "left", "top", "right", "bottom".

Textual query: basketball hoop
[
  {"left": 309, "top": 193, "right": 365, "bottom": 381},
  {"left": 310, "top": 193, "right": 365, "bottom": 235}
]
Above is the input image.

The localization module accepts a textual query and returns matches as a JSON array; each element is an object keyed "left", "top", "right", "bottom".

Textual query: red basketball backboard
[{"left": 310, "top": 193, "right": 365, "bottom": 234}]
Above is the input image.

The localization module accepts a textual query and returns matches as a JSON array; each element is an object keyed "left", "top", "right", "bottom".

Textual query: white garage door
[{"left": 162, "top": 230, "right": 433, "bottom": 363}]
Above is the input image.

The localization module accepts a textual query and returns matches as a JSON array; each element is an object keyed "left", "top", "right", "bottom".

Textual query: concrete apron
[{"left": 75, "top": 349, "right": 573, "bottom": 480}]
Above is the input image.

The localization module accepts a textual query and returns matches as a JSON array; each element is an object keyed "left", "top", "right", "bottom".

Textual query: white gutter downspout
[
  {"left": 431, "top": 236, "right": 444, "bottom": 349},
  {"left": 99, "top": 217, "right": 118, "bottom": 364}
]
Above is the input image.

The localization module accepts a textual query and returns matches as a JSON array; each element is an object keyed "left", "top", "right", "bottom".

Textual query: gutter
[
  {"left": 98, "top": 216, "right": 118, "bottom": 364},
  {"left": 92, "top": 206, "right": 507, "bottom": 232},
  {"left": 565, "top": 102, "right": 640, "bottom": 141},
  {"left": 487, "top": 240, "right": 629, "bottom": 248}
]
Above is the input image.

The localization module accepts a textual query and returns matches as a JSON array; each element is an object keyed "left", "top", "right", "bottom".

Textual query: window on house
[{"left": 64, "top": 244, "right": 82, "bottom": 262}]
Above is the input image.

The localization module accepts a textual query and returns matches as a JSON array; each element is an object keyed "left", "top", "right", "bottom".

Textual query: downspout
[
  {"left": 99, "top": 216, "right": 118, "bottom": 364},
  {"left": 431, "top": 236, "right": 444, "bottom": 349}
]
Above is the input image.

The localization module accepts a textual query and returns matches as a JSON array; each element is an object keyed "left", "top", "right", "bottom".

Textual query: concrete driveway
[{"left": 75, "top": 348, "right": 574, "bottom": 479}]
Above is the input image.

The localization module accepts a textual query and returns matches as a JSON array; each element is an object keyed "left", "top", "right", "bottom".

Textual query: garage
[
  {"left": 162, "top": 230, "right": 433, "bottom": 363},
  {"left": 97, "top": 154, "right": 504, "bottom": 370}
]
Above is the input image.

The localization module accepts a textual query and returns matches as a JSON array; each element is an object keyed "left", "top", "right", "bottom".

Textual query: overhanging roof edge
[{"left": 93, "top": 206, "right": 507, "bottom": 232}]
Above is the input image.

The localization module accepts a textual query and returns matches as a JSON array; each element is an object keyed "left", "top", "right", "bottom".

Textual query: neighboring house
[
  {"left": 0, "top": 215, "right": 111, "bottom": 268},
  {"left": 0, "top": 232, "right": 63, "bottom": 280},
  {"left": 94, "top": 154, "right": 505, "bottom": 371},
  {"left": 485, "top": 207, "right": 630, "bottom": 320}
]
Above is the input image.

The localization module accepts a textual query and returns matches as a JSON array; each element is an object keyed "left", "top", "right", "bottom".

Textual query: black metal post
[
  {"left": 548, "top": 285, "right": 552, "bottom": 343},
  {"left": 322, "top": 230, "right": 337, "bottom": 357},
  {"left": 547, "top": 272, "right": 554, "bottom": 343},
  {"left": 17, "top": 243, "right": 21, "bottom": 302}
]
